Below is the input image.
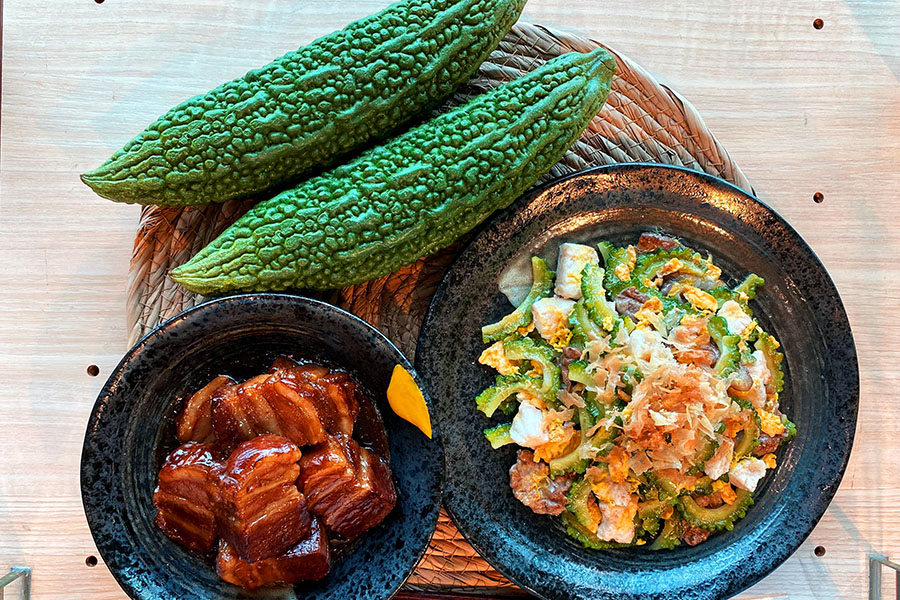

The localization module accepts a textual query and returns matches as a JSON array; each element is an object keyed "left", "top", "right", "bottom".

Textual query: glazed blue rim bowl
[
  {"left": 81, "top": 293, "right": 443, "bottom": 600},
  {"left": 416, "top": 164, "right": 859, "bottom": 600}
]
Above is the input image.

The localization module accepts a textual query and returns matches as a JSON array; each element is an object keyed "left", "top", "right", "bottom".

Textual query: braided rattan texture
[{"left": 125, "top": 22, "right": 751, "bottom": 592}]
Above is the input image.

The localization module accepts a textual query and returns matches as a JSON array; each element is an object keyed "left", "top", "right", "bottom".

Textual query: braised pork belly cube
[
  {"left": 318, "top": 372, "right": 361, "bottom": 436},
  {"left": 177, "top": 375, "right": 235, "bottom": 443},
  {"left": 211, "top": 434, "right": 312, "bottom": 562},
  {"left": 297, "top": 434, "right": 396, "bottom": 538},
  {"left": 153, "top": 442, "right": 223, "bottom": 553},
  {"left": 211, "top": 373, "right": 328, "bottom": 451},
  {"left": 216, "top": 517, "right": 330, "bottom": 590},
  {"left": 270, "top": 358, "right": 360, "bottom": 436}
]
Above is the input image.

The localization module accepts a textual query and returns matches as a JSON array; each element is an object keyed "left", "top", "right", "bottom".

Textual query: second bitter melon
[{"left": 171, "top": 48, "right": 617, "bottom": 292}]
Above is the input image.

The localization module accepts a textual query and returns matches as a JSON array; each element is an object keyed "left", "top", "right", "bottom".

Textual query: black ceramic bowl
[
  {"left": 81, "top": 294, "right": 443, "bottom": 600},
  {"left": 416, "top": 164, "right": 858, "bottom": 600}
]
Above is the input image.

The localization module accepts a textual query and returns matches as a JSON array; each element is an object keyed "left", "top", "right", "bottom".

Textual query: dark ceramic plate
[
  {"left": 82, "top": 294, "right": 443, "bottom": 600},
  {"left": 416, "top": 164, "right": 858, "bottom": 600}
]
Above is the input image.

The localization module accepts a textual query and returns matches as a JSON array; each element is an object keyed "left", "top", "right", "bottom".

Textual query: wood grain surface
[{"left": 1, "top": 1, "right": 899, "bottom": 598}]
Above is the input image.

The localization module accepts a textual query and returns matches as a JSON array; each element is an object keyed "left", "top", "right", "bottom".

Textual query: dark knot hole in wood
[
  {"left": 813, "top": 18, "right": 824, "bottom": 30},
  {"left": 814, "top": 545, "right": 826, "bottom": 557},
  {"left": 85, "top": 555, "right": 98, "bottom": 567},
  {"left": 813, "top": 192, "right": 824, "bottom": 203},
  {"left": 87, "top": 365, "right": 100, "bottom": 376}
]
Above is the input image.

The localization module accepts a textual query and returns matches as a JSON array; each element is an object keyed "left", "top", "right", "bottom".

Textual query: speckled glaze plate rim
[
  {"left": 416, "top": 163, "right": 859, "bottom": 600},
  {"left": 81, "top": 293, "right": 444, "bottom": 600}
]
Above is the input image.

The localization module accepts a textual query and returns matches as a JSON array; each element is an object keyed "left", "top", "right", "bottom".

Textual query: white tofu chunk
[
  {"left": 703, "top": 437, "right": 734, "bottom": 481},
  {"left": 531, "top": 297, "right": 575, "bottom": 343},
  {"left": 628, "top": 327, "right": 674, "bottom": 369},
  {"left": 554, "top": 243, "right": 600, "bottom": 299},
  {"left": 745, "top": 349, "right": 771, "bottom": 409},
  {"left": 509, "top": 402, "right": 551, "bottom": 448},
  {"left": 729, "top": 457, "right": 768, "bottom": 492},
  {"left": 717, "top": 300, "right": 754, "bottom": 336}
]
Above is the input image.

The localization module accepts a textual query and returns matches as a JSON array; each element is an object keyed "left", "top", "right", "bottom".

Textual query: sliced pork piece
[
  {"left": 211, "top": 372, "right": 329, "bottom": 451},
  {"left": 153, "top": 442, "right": 223, "bottom": 553},
  {"left": 271, "top": 357, "right": 360, "bottom": 436},
  {"left": 680, "top": 520, "right": 712, "bottom": 546},
  {"left": 263, "top": 379, "right": 329, "bottom": 445},
  {"left": 636, "top": 232, "right": 681, "bottom": 253},
  {"left": 614, "top": 287, "right": 649, "bottom": 319},
  {"left": 297, "top": 434, "right": 396, "bottom": 538},
  {"left": 270, "top": 359, "right": 336, "bottom": 431},
  {"left": 177, "top": 375, "right": 235, "bottom": 443},
  {"left": 753, "top": 430, "right": 788, "bottom": 456},
  {"left": 211, "top": 434, "right": 312, "bottom": 562},
  {"left": 508, "top": 449, "right": 572, "bottom": 515},
  {"left": 317, "top": 372, "right": 361, "bottom": 435},
  {"left": 216, "top": 517, "right": 330, "bottom": 590},
  {"left": 210, "top": 382, "right": 257, "bottom": 450}
]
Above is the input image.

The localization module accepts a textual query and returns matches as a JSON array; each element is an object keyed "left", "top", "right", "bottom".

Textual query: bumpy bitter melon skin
[
  {"left": 170, "top": 48, "right": 617, "bottom": 292},
  {"left": 81, "top": 0, "right": 528, "bottom": 206}
]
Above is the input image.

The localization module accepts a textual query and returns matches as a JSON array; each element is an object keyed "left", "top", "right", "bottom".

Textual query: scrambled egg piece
[
  {"left": 740, "top": 321, "right": 758, "bottom": 340},
  {"left": 711, "top": 479, "right": 737, "bottom": 505},
  {"left": 761, "top": 453, "right": 777, "bottom": 469},
  {"left": 516, "top": 322, "right": 535, "bottom": 336},
  {"left": 723, "top": 416, "right": 744, "bottom": 438},
  {"left": 683, "top": 285, "right": 718, "bottom": 312},
  {"left": 533, "top": 421, "right": 577, "bottom": 462},
  {"left": 666, "top": 281, "right": 685, "bottom": 298},
  {"left": 660, "top": 505, "right": 675, "bottom": 520},
  {"left": 601, "top": 311, "right": 616, "bottom": 332},
  {"left": 757, "top": 408, "right": 786, "bottom": 437},
  {"left": 606, "top": 446, "right": 630, "bottom": 484},
  {"left": 531, "top": 297, "right": 575, "bottom": 349},
  {"left": 680, "top": 313, "right": 706, "bottom": 327},
  {"left": 615, "top": 245, "right": 637, "bottom": 281},
  {"left": 706, "top": 260, "right": 722, "bottom": 281},
  {"left": 657, "top": 257, "right": 684, "bottom": 278},
  {"left": 478, "top": 341, "right": 519, "bottom": 375},
  {"left": 634, "top": 296, "right": 664, "bottom": 329},
  {"left": 554, "top": 243, "right": 599, "bottom": 300}
]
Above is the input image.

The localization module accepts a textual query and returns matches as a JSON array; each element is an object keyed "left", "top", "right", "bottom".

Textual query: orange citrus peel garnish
[{"left": 387, "top": 365, "right": 432, "bottom": 439}]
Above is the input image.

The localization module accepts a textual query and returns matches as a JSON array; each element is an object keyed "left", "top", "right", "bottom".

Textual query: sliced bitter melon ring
[
  {"left": 474, "top": 374, "right": 542, "bottom": 418},
  {"left": 503, "top": 336, "right": 561, "bottom": 398},
  {"left": 680, "top": 489, "right": 754, "bottom": 531}
]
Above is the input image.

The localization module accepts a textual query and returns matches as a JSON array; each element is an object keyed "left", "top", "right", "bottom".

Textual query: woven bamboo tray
[{"left": 126, "top": 21, "right": 752, "bottom": 594}]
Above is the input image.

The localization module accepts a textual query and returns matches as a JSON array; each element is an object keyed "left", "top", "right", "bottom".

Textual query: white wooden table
[{"left": 2, "top": 1, "right": 899, "bottom": 598}]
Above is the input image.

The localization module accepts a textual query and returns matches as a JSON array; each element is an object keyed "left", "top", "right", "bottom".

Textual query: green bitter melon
[
  {"left": 680, "top": 489, "right": 754, "bottom": 531},
  {"left": 502, "top": 336, "right": 561, "bottom": 398},
  {"left": 81, "top": 0, "right": 527, "bottom": 206},
  {"left": 171, "top": 48, "right": 617, "bottom": 292},
  {"left": 482, "top": 257, "right": 554, "bottom": 343}
]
